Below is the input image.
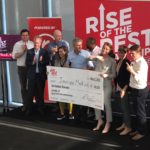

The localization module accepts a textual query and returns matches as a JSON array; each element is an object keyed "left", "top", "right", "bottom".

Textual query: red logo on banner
[
  {"left": 75, "top": 0, "right": 150, "bottom": 86},
  {"left": 50, "top": 69, "right": 57, "bottom": 76},
  {"left": 28, "top": 17, "right": 62, "bottom": 49}
]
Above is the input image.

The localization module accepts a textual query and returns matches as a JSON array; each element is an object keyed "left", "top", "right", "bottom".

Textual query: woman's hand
[{"left": 99, "top": 73, "right": 108, "bottom": 78}]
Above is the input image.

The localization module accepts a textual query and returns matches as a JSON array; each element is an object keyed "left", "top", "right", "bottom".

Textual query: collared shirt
[
  {"left": 90, "top": 45, "right": 101, "bottom": 56},
  {"left": 87, "top": 45, "right": 101, "bottom": 69},
  {"left": 12, "top": 40, "right": 34, "bottom": 66},
  {"left": 67, "top": 49, "right": 91, "bottom": 69},
  {"left": 129, "top": 56, "right": 148, "bottom": 89},
  {"left": 47, "top": 40, "right": 70, "bottom": 52}
]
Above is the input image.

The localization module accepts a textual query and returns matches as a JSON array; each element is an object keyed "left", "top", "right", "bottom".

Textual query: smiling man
[{"left": 127, "top": 44, "right": 149, "bottom": 141}]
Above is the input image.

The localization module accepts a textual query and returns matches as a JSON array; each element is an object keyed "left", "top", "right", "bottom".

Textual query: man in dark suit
[{"left": 26, "top": 35, "right": 49, "bottom": 115}]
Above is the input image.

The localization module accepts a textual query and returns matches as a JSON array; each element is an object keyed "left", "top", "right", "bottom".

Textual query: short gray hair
[
  {"left": 34, "top": 35, "right": 42, "bottom": 41},
  {"left": 72, "top": 37, "right": 83, "bottom": 45}
]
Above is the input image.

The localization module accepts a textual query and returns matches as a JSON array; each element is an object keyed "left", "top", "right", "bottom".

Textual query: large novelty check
[{"left": 47, "top": 66, "right": 104, "bottom": 110}]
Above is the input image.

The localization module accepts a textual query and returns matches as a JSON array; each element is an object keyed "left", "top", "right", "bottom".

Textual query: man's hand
[
  {"left": 39, "top": 56, "right": 43, "bottom": 62},
  {"left": 89, "top": 55, "right": 97, "bottom": 60},
  {"left": 96, "top": 56, "right": 104, "bottom": 62},
  {"left": 22, "top": 44, "right": 27, "bottom": 52},
  {"left": 126, "top": 62, "right": 135, "bottom": 75},
  {"left": 120, "top": 90, "right": 125, "bottom": 99},
  {"left": 33, "top": 55, "right": 36, "bottom": 64}
]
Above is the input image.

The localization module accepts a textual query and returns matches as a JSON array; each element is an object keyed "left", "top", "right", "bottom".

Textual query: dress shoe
[
  {"left": 116, "top": 123, "right": 125, "bottom": 131},
  {"left": 132, "top": 133, "right": 144, "bottom": 141},
  {"left": 129, "top": 131, "right": 138, "bottom": 136},
  {"left": 120, "top": 127, "right": 131, "bottom": 135},
  {"left": 25, "top": 109, "right": 32, "bottom": 116},
  {"left": 102, "top": 123, "right": 111, "bottom": 134},
  {"left": 38, "top": 108, "right": 44, "bottom": 116},
  {"left": 21, "top": 106, "right": 27, "bottom": 112}
]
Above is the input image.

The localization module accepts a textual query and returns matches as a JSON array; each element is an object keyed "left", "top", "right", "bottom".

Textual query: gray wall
[
  {"left": 5, "top": 0, "right": 43, "bottom": 34},
  {"left": 5, "top": 0, "right": 44, "bottom": 103}
]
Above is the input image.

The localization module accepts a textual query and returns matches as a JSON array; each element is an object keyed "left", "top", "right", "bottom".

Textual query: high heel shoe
[
  {"left": 102, "top": 122, "right": 111, "bottom": 134},
  {"left": 93, "top": 120, "right": 104, "bottom": 131},
  {"left": 93, "top": 127, "right": 100, "bottom": 131}
]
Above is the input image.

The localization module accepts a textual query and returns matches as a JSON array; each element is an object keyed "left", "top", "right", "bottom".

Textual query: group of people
[{"left": 12, "top": 28, "right": 149, "bottom": 141}]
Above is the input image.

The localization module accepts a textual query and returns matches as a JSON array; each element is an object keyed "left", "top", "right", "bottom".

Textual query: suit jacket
[
  {"left": 26, "top": 48, "right": 49, "bottom": 80},
  {"left": 115, "top": 58, "right": 131, "bottom": 90}
]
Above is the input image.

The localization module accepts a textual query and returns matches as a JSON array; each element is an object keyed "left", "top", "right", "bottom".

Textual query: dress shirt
[
  {"left": 91, "top": 45, "right": 101, "bottom": 56},
  {"left": 129, "top": 56, "right": 148, "bottom": 89},
  {"left": 47, "top": 40, "right": 70, "bottom": 52},
  {"left": 88, "top": 45, "right": 101, "bottom": 69},
  {"left": 12, "top": 40, "right": 34, "bottom": 66},
  {"left": 67, "top": 50, "right": 91, "bottom": 69}
]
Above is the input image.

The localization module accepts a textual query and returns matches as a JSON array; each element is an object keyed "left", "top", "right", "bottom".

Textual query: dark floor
[{"left": 0, "top": 104, "right": 149, "bottom": 150}]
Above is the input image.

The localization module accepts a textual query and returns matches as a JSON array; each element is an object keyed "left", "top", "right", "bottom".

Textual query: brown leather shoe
[
  {"left": 120, "top": 127, "right": 131, "bottom": 135},
  {"left": 129, "top": 131, "right": 138, "bottom": 136},
  {"left": 132, "top": 133, "right": 144, "bottom": 141},
  {"left": 116, "top": 123, "right": 125, "bottom": 131},
  {"left": 21, "top": 106, "right": 26, "bottom": 112}
]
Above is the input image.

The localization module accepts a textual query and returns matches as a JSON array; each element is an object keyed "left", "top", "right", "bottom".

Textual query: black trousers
[
  {"left": 17, "top": 66, "right": 27, "bottom": 107},
  {"left": 115, "top": 91, "right": 131, "bottom": 128},
  {"left": 130, "top": 86, "right": 149, "bottom": 135},
  {"left": 27, "top": 74, "right": 45, "bottom": 110},
  {"left": 74, "top": 105, "right": 88, "bottom": 123}
]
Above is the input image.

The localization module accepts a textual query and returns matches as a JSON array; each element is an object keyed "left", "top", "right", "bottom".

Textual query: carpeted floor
[{"left": 0, "top": 104, "right": 149, "bottom": 150}]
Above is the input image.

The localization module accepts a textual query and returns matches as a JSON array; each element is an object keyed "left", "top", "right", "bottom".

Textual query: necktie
[{"left": 35, "top": 51, "right": 39, "bottom": 73}]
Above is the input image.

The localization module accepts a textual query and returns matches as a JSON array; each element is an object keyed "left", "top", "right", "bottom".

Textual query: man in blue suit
[{"left": 26, "top": 36, "right": 49, "bottom": 115}]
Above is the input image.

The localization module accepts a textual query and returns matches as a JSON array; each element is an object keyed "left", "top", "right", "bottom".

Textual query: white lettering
[
  {"left": 114, "top": 34, "right": 126, "bottom": 51},
  {"left": 128, "top": 32, "right": 140, "bottom": 48},
  {"left": 86, "top": 17, "right": 98, "bottom": 34},
  {"left": 106, "top": 12, "right": 118, "bottom": 29},
  {"left": 141, "top": 29, "right": 150, "bottom": 46},
  {"left": 120, "top": 7, "right": 132, "bottom": 26}
]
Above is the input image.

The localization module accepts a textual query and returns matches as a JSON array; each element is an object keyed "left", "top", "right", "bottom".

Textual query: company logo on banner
[
  {"left": 28, "top": 17, "right": 62, "bottom": 102},
  {"left": 75, "top": 0, "right": 150, "bottom": 86},
  {"left": 28, "top": 17, "right": 62, "bottom": 49},
  {"left": 0, "top": 35, "right": 20, "bottom": 60}
]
